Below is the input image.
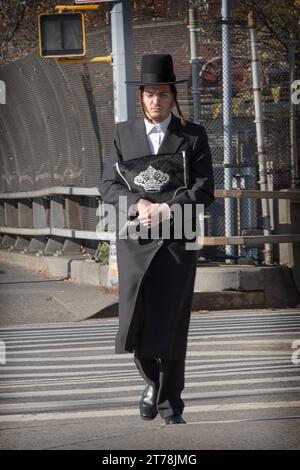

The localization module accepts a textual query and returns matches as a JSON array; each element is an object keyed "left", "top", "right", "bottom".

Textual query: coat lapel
[
  {"left": 129, "top": 118, "right": 151, "bottom": 159},
  {"left": 158, "top": 113, "right": 185, "bottom": 154}
]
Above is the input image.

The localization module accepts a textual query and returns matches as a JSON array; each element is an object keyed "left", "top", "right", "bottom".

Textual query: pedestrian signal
[{"left": 38, "top": 13, "right": 86, "bottom": 58}]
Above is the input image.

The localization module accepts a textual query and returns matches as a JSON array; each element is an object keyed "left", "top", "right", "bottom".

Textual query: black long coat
[{"left": 99, "top": 113, "right": 215, "bottom": 358}]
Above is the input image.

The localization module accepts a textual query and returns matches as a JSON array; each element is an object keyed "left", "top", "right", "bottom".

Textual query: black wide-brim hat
[{"left": 126, "top": 54, "right": 188, "bottom": 86}]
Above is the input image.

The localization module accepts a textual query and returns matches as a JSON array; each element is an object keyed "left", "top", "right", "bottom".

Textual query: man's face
[{"left": 142, "top": 84, "right": 174, "bottom": 123}]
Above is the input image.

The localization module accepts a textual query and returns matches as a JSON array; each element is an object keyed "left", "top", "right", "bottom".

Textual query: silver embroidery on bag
[{"left": 134, "top": 165, "right": 170, "bottom": 192}]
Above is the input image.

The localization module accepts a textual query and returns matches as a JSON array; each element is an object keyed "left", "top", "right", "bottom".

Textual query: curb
[{"left": 1, "top": 250, "right": 299, "bottom": 315}]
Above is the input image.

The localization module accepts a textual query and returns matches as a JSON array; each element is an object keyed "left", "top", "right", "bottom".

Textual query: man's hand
[
  {"left": 136, "top": 199, "right": 171, "bottom": 228},
  {"left": 136, "top": 198, "right": 152, "bottom": 214}
]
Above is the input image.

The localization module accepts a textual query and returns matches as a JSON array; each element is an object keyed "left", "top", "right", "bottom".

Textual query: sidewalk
[
  {"left": 1, "top": 260, "right": 299, "bottom": 327},
  {"left": 0, "top": 263, "right": 118, "bottom": 326},
  {"left": 0, "top": 249, "right": 299, "bottom": 320}
]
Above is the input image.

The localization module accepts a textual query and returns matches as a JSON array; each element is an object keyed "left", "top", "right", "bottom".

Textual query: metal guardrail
[
  {"left": 1, "top": 187, "right": 300, "bottom": 200},
  {"left": 0, "top": 187, "right": 300, "bottom": 255},
  {"left": 214, "top": 189, "right": 300, "bottom": 201},
  {"left": 0, "top": 187, "right": 113, "bottom": 256},
  {"left": 0, "top": 187, "right": 99, "bottom": 199}
]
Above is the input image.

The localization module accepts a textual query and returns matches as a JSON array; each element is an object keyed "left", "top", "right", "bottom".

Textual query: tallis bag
[{"left": 113, "top": 151, "right": 190, "bottom": 203}]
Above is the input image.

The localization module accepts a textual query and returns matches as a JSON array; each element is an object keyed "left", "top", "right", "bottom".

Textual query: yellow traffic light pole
[
  {"left": 58, "top": 56, "right": 112, "bottom": 64},
  {"left": 54, "top": 4, "right": 112, "bottom": 65},
  {"left": 55, "top": 5, "right": 100, "bottom": 13}
]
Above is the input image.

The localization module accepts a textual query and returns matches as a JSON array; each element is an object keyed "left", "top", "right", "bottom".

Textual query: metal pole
[
  {"left": 111, "top": 0, "right": 136, "bottom": 123},
  {"left": 188, "top": 6, "right": 201, "bottom": 122},
  {"left": 248, "top": 11, "right": 272, "bottom": 264},
  {"left": 0, "top": 80, "right": 6, "bottom": 105},
  {"left": 289, "top": 30, "right": 299, "bottom": 188},
  {"left": 222, "top": 0, "right": 236, "bottom": 262}
]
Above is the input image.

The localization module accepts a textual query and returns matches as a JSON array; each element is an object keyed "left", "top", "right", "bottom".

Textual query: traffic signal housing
[{"left": 38, "top": 13, "right": 86, "bottom": 58}]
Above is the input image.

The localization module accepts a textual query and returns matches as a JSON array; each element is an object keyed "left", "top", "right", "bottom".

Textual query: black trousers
[
  {"left": 131, "top": 244, "right": 193, "bottom": 418},
  {"left": 134, "top": 352, "right": 185, "bottom": 418}
]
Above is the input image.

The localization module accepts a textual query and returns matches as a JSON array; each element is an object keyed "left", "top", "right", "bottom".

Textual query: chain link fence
[{"left": 192, "top": 5, "right": 296, "bottom": 263}]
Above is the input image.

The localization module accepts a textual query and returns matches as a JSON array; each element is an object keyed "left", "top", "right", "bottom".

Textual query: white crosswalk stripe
[{"left": 0, "top": 310, "right": 300, "bottom": 423}]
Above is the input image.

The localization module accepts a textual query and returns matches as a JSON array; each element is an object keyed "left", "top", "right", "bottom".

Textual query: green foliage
[
  {"left": 98, "top": 242, "right": 110, "bottom": 265},
  {"left": 190, "top": 0, "right": 300, "bottom": 50}
]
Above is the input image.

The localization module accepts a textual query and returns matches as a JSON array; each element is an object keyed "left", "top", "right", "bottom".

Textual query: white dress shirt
[
  {"left": 144, "top": 113, "right": 172, "bottom": 155},
  {"left": 143, "top": 113, "right": 172, "bottom": 221}
]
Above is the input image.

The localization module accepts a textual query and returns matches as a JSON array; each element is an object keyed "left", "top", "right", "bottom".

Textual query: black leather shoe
[
  {"left": 140, "top": 384, "right": 158, "bottom": 420},
  {"left": 164, "top": 415, "right": 186, "bottom": 425}
]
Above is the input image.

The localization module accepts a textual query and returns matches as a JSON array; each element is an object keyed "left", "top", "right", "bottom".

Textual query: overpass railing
[{"left": 0, "top": 187, "right": 299, "bottom": 264}]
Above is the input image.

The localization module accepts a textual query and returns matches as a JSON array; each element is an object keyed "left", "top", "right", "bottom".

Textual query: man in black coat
[{"left": 99, "top": 54, "right": 215, "bottom": 425}]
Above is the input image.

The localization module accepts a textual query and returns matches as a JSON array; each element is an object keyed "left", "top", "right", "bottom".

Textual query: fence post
[
  {"left": 16, "top": 199, "right": 32, "bottom": 250},
  {"left": 288, "top": 30, "right": 299, "bottom": 188},
  {"left": 222, "top": 0, "right": 236, "bottom": 262},
  {"left": 189, "top": 6, "right": 201, "bottom": 122},
  {"left": 28, "top": 197, "right": 48, "bottom": 253},
  {"left": 2, "top": 200, "right": 17, "bottom": 249},
  {"left": 44, "top": 195, "right": 65, "bottom": 254},
  {"left": 279, "top": 189, "right": 300, "bottom": 295},
  {"left": 248, "top": 10, "right": 272, "bottom": 265},
  {"left": 61, "top": 196, "right": 82, "bottom": 254}
]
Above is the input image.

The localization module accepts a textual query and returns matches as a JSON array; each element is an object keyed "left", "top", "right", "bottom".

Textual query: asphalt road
[{"left": 1, "top": 310, "right": 300, "bottom": 450}]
